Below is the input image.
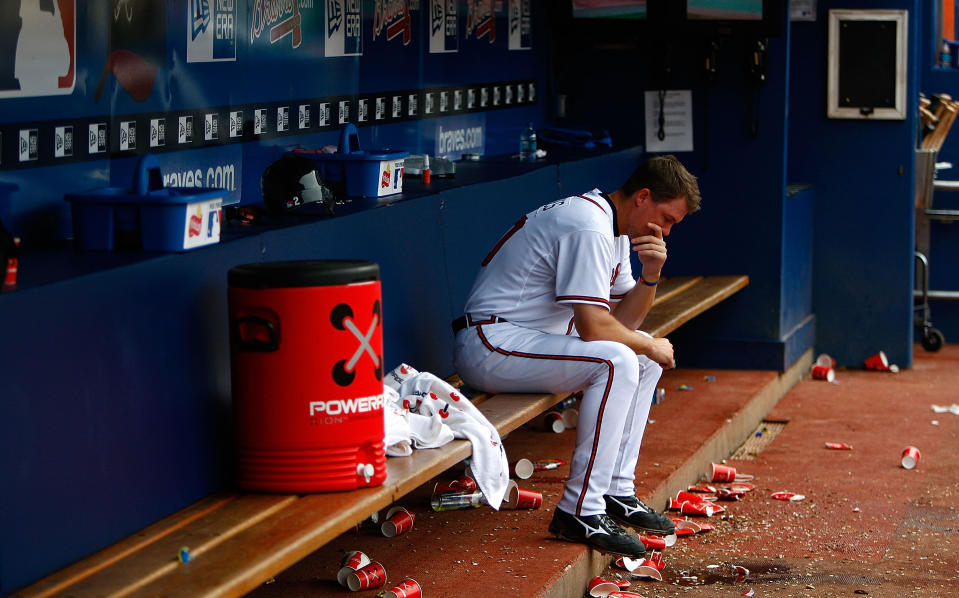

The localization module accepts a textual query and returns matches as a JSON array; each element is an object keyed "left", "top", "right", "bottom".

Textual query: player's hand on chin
[{"left": 631, "top": 222, "right": 667, "bottom": 273}]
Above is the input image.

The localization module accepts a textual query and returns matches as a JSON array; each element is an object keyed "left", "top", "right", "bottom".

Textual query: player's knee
[{"left": 598, "top": 342, "right": 640, "bottom": 388}]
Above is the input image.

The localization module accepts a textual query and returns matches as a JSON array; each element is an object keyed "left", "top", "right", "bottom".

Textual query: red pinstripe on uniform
[
  {"left": 475, "top": 324, "right": 614, "bottom": 515},
  {"left": 578, "top": 194, "right": 606, "bottom": 212}
]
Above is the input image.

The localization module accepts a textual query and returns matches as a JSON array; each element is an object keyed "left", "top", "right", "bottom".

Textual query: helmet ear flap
[{"left": 261, "top": 155, "right": 334, "bottom": 215}]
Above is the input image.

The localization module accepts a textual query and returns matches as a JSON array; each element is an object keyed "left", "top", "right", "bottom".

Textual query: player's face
[{"left": 636, "top": 192, "right": 688, "bottom": 237}]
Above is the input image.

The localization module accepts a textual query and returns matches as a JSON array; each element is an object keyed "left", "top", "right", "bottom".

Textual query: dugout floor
[{"left": 246, "top": 344, "right": 959, "bottom": 598}]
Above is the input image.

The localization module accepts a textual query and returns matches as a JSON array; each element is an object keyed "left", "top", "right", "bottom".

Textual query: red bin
[{"left": 228, "top": 260, "right": 387, "bottom": 492}]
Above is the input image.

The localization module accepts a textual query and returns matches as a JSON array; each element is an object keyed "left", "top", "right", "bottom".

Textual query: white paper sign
[{"left": 644, "top": 90, "right": 694, "bottom": 153}]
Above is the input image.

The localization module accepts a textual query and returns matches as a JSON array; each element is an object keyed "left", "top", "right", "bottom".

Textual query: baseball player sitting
[{"left": 452, "top": 155, "right": 701, "bottom": 558}]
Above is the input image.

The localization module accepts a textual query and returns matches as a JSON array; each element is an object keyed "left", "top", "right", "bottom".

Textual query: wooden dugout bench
[{"left": 15, "top": 274, "right": 748, "bottom": 598}]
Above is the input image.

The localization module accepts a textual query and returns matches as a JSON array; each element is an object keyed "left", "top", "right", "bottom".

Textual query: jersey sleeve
[{"left": 554, "top": 230, "right": 613, "bottom": 310}]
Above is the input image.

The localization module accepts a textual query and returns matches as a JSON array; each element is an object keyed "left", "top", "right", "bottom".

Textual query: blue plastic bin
[
  {"left": 66, "top": 155, "right": 227, "bottom": 252},
  {"left": 294, "top": 124, "right": 408, "bottom": 198}
]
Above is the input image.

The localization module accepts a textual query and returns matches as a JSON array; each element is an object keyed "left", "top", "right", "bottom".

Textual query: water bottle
[{"left": 519, "top": 121, "right": 537, "bottom": 162}]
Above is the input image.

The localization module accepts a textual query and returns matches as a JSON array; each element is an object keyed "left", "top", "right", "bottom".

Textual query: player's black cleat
[
  {"left": 548, "top": 508, "right": 646, "bottom": 557},
  {"left": 604, "top": 495, "right": 676, "bottom": 535}
]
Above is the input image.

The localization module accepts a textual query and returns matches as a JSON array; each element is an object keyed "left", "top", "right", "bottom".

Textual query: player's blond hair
[{"left": 621, "top": 155, "right": 701, "bottom": 213}]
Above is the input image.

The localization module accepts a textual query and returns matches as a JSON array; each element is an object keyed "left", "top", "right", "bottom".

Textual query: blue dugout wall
[{"left": 0, "top": 0, "right": 932, "bottom": 593}]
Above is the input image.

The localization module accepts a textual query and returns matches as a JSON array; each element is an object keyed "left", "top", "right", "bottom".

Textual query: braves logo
[
  {"left": 467, "top": 0, "right": 495, "bottom": 42},
  {"left": 250, "top": 0, "right": 302, "bottom": 48},
  {"left": 373, "top": 0, "right": 411, "bottom": 45},
  {"left": 330, "top": 300, "right": 383, "bottom": 386}
]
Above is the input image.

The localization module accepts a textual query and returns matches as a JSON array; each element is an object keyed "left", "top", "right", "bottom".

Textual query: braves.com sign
[{"left": 0, "top": 0, "right": 76, "bottom": 98}]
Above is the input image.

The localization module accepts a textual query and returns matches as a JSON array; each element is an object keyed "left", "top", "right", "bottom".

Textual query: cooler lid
[{"left": 229, "top": 260, "right": 380, "bottom": 288}]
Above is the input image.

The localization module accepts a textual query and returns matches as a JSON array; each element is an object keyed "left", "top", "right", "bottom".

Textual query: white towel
[{"left": 394, "top": 371, "right": 510, "bottom": 510}]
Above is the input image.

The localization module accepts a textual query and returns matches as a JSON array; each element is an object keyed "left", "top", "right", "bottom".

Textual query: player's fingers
[{"left": 647, "top": 222, "right": 664, "bottom": 239}]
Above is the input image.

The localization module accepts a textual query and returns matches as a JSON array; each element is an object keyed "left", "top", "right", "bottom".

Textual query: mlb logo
[
  {"left": 150, "top": 119, "right": 166, "bottom": 147},
  {"left": 424, "top": 92, "right": 434, "bottom": 115},
  {"left": 319, "top": 103, "right": 331, "bottom": 127},
  {"left": 505, "top": 85, "right": 513, "bottom": 105},
  {"left": 230, "top": 111, "right": 243, "bottom": 138},
  {"left": 19, "top": 129, "right": 38, "bottom": 162},
  {"left": 408, "top": 94, "right": 418, "bottom": 116},
  {"left": 205, "top": 114, "right": 218, "bottom": 141},
  {"left": 338, "top": 100, "right": 350, "bottom": 124},
  {"left": 254, "top": 109, "right": 267, "bottom": 134},
  {"left": 277, "top": 107, "right": 289, "bottom": 132},
  {"left": 392, "top": 96, "right": 403, "bottom": 118},
  {"left": 120, "top": 121, "right": 136, "bottom": 151},
  {"left": 178, "top": 116, "right": 193, "bottom": 144},
  {"left": 454, "top": 90, "right": 463, "bottom": 111},
  {"left": 55, "top": 126, "right": 74, "bottom": 158},
  {"left": 375, "top": 97, "right": 386, "bottom": 120},
  {"left": 517, "top": 85, "right": 525, "bottom": 103},
  {"left": 493, "top": 86, "right": 502, "bottom": 106},
  {"left": 480, "top": 87, "right": 489, "bottom": 107},
  {"left": 528, "top": 82, "right": 536, "bottom": 102},
  {"left": 358, "top": 99, "right": 369, "bottom": 122},
  {"left": 88, "top": 123, "right": 107, "bottom": 154},
  {"left": 0, "top": 1, "right": 76, "bottom": 99},
  {"left": 299, "top": 105, "right": 311, "bottom": 129},
  {"left": 376, "top": 159, "right": 404, "bottom": 196},
  {"left": 440, "top": 91, "right": 449, "bottom": 113},
  {"left": 468, "top": 88, "right": 476, "bottom": 109}
]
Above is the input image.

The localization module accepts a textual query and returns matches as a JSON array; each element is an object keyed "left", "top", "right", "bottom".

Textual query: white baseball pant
[{"left": 453, "top": 321, "right": 662, "bottom": 516}]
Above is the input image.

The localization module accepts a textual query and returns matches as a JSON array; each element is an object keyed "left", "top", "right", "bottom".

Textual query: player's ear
[{"left": 634, "top": 188, "right": 651, "bottom": 205}]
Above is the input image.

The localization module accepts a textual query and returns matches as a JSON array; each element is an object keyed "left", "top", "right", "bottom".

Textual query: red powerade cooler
[{"left": 228, "top": 260, "right": 387, "bottom": 492}]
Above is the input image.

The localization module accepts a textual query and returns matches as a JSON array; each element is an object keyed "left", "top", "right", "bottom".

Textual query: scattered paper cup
[
  {"left": 681, "top": 501, "right": 717, "bottom": 517},
  {"left": 770, "top": 491, "right": 805, "bottom": 501},
  {"left": 505, "top": 484, "right": 543, "bottom": 509},
  {"left": 901, "top": 446, "right": 921, "bottom": 469},
  {"left": 639, "top": 535, "right": 666, "bottom": 550},
  {"left": 587, "top": 576, "right": 621, "bottom": 597},
  {"left": 677, "top": 490, "right": 713, "bottom": 503},
  {"left": 615, "top": 556, "right": 642, "bottom": 572},
  {"left": 381, "top": 506, "right": 415, "bottom": 538},
  {"left": 864, "top": 351, "right": 889, "bottom": 371},
  {"left": 510, "top": 458, "right": 535, "bottom": 479},
  {"left": 710, "top": 462, "right": 736, "bottom": 483},
  {"left": 385, "top": 578, "right": 422, "bottom": 598},
  {"left": 607, "top": 592, "right": 645, "bottom": 598},
  {"left": 816, "top": 353, "right": 837, "bottom": 368},
  {"left": 811, "top": 365, "right": 835, "bottom": 382},
  {"left": 337, "top": 550, "right": 371, "bottom": 587},
  {"left": 347, "top": 561, "right": 387, "bottom": 591},
  {"left": 824, "top": 442, "right": 853, "bottom": 450},
  {"left": 671, "top": 517, "right": 701, "bottom": 534},
  {"left": 630, "top": 552, "right": 664, "bottom": 581},
  {"left": 543, "top": 411, "right": 566, "bottom": 433}
]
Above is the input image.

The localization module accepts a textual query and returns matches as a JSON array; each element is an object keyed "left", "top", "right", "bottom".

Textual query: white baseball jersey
[{"left": 463, "top": 189, "right": 636, "bottom": 333}]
